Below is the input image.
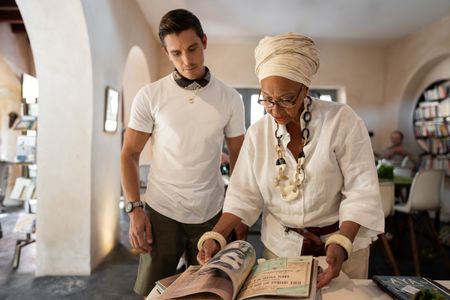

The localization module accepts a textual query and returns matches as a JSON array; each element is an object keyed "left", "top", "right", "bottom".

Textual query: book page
[
  {"left": 155, "top": 273, "right": 181, "bottom": 294},
  {"left": 160, "top": 240, "right": 256, "bottom": 300},
  {"left": 159, "top": 265, "right": 230, "bottom": 300},
  {"left": 237, "top": 256, "right": 314, "bottom": 300}
]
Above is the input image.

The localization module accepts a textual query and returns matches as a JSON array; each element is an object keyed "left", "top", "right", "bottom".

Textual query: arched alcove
[
  {"left": 122, "top": 46, "right": 152, "bottom": 164},
  {"left": 398, "top": 54, "right": 450, "bottom": 154}
]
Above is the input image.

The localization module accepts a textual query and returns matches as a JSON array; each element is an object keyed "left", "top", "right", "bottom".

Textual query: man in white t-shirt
[{"left": 120, "top": 9, "right": 245, "bottom": 296}]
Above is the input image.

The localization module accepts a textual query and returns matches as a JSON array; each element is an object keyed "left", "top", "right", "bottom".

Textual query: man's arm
[
  {"left": 120, "top": 128, "right": 152, "bottom": 253},
  {"left": 225, "top": 134, "right": 244, "bottom": 173},
  {"left": 381, "top": 147, "right": 395, "bottom": 159}
]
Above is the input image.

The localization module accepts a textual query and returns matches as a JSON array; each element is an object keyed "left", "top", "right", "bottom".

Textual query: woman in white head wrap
[{"left": 197, "top": 33, "right": 384, "bottom": 289}]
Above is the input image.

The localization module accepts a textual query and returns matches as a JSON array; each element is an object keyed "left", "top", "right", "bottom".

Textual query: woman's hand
[
  {"left": 197, "top": 239, "right": 220, "bottom": 265},
  {"left": 316, "top": 243, "right": 346, "bottom": 289}
]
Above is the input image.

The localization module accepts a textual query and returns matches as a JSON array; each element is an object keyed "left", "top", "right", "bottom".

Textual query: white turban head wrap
[{"left": 254, "top": 33, "right": 320, "bottom": 87}]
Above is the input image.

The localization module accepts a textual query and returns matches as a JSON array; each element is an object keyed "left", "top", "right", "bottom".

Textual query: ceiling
[{"left": 137, "top": 0, "right": 450, "bottom": 43}]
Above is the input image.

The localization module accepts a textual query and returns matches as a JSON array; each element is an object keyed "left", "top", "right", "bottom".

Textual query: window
[
  {"left": 236, "top": 88, "right": 262, "bottom": 129},
  {"left": 309, "top": 88, "right": 337, "bottom": 102},
  {"left": 236, "top": 87, "right": 338, "bottom": 128}
]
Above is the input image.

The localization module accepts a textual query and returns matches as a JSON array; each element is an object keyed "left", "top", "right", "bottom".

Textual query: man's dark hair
[
  {"left": 392, "top": 130, "right": 404, "bottom": 141},
  {"left": 159, "top": 9, "right": 204, "bottom": 45}
]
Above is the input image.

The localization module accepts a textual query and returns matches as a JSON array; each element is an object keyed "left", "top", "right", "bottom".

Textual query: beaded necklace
[{"left": 274, "top": 96, "right": 312, "bottom": 201}]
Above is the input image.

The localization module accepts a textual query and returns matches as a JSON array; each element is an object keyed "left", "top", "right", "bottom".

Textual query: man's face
[
  {"left": 163, "top": 28, "right": 207, "bottom": 80},
  {"left": 390, "top": 132, "right": 402, "bottom": 146}
]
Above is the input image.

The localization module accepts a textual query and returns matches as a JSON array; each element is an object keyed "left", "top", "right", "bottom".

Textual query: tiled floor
[{"left": 1, "top": 205, "right": 449, "bottom": 299}]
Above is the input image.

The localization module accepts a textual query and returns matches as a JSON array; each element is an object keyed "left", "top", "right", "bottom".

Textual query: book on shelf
[
  {"left": 423, "top": 80, "right": 450, "bottom": 102},
  {"left": 12, "top": 115, "right": 37, "bottom": 131},
  {"left": 157, "top": 240, "right": 320, "bottom": 300},
  {"left": 440, "top": 98, "right": 450, "bottom": 117},
  {"left": 9, "top": 177, "right": 35, "bottom": 200},
  {"left": 16, "top": 135, "right": 36, "bottom": 162},
  {"left": 420, "top": 154, "right": 450, "bottom": 176},
  {"left": 373, "top": 275, "right": 450, "bottom": 300},
  {"left": 13, "top": 213, "right": 36, "bottom": 234},
  {"left": 414, "top": 120, "right": 450, "bottom": 138}
]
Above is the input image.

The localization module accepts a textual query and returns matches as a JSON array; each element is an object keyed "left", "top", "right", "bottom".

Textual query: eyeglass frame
[{"left": 257, "top": 86, "right": 304, "bottom": 109}]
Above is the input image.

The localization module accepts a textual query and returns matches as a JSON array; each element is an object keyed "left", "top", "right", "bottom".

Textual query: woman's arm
[
  {"left": 197, "top": 212, "right": 242, "bottom": 265},
  {"left": 317, "top": 220, "right": 360, "bottom": 288}
]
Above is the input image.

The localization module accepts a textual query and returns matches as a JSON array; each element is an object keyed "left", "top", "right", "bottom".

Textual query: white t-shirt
[
  {"left": 128, "top": 74, "right": 245, "bottom": 224},
  {"left": 223, "top": 99, "right": 384, "bottom": 257}
]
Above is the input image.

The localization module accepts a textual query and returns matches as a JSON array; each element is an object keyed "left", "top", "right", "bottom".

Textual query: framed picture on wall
[{"left": 104, "top": 87, "right": 120, "bottom": 133}]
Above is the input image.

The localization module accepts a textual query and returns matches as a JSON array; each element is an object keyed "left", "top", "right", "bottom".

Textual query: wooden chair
[
  {"left": 394, "top": 169, "right": 450, "bottom": 276},
  {"left": 379, "top": 181, "right": 400, "bottom": 275}
]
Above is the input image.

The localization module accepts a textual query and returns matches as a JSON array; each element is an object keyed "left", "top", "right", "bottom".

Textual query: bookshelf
[
  {"left": 10, "top": 73, "right": 38, "bottom": 269},
  {"left": 413, "top": 80, "right": 450, "bottom": 176}
]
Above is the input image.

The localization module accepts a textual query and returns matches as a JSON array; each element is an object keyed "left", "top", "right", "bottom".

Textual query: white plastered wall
[
  {"left": 81, "top": 0, "right": 159, "bottom": 270},
  {"left": 16, "top": 0, "right": 160, "bottom": 275}
]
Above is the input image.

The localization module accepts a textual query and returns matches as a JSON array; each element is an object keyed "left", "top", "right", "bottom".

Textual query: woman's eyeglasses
[{"left": 257, "top": 87, "right": 303, "bottom": 109}]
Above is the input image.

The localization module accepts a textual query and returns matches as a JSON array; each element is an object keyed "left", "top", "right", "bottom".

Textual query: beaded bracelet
[
  {"left": 324, "top": 233, "right": 353, "bottom": 260},
  {"left": 197, "top": 231, "right": 227, "bottom": 251}
]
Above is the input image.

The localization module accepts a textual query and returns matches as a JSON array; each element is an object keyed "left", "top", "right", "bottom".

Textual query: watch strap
[{"left": 126, "top": 200, "right": 145, "bottom": 213}]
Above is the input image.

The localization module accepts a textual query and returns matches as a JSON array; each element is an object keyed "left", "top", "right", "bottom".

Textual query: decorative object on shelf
[
  {"left": 12, "top": 115, "right": 37, "bottom": 131},
  {"left": 16, "top": 135, "right": 36, "bottom": 162},
  {"left": 21, "top": 73, "right": 38, "bottom": 104},
  {"left": 413, "top": 80, "right": 450, "bottom": 176},
  {"left": 104, "top": 87, "right": 120, "bottom": 133}
]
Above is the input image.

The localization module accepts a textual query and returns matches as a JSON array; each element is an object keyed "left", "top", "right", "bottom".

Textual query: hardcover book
[{"left": 373, "top": 275, "right": 450, "bottom": 300}]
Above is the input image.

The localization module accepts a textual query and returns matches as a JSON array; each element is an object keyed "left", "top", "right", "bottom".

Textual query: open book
[{"left": 158, "top": 240, "right": 319, "bottom": 300}]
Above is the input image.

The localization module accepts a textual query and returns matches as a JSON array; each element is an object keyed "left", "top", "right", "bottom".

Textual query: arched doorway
[{"left": 122, "top": 46, "right": 152, "bottom": 165}]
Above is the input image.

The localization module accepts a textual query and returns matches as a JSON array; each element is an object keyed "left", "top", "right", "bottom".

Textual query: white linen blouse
[{"left": 223, "top": 98, "right": 384, "bottom": 257}]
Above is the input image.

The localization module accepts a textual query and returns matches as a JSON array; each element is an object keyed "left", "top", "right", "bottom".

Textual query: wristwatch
[{"left": 125, "top": 200, "right": 145, "bottom": 213}]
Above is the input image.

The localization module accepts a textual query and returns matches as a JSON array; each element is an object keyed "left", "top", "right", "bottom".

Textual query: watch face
[{"left": 125, "top": 202, "right": 133, "bottom": 213}]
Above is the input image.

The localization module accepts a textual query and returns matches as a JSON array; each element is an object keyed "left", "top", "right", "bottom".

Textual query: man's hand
[
  {"left": 234, "top": 222, "right": 249, "bottom": 240},
  {"left": 128, "top": 208, "right": 152, "bottom": 253},
  {"left": 197, "top": 239, "right": 220, "bottom": 265},
  {"left": 316, "top": 243, "right": 346, "bottom": 289},
  {"left": 392, "top": 145, "right": 407, "bottom": 156}
]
